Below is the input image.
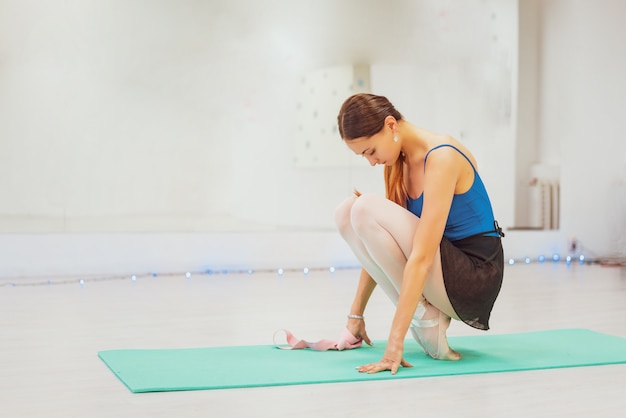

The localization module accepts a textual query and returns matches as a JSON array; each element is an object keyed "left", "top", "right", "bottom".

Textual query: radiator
[{"left": 529, "top": 178, "right": 560, "bottom": 230}]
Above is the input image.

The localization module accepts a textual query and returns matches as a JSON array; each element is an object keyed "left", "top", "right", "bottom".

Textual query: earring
[{"left": 393, "top": 135, "right": 398, "bottom": 143}]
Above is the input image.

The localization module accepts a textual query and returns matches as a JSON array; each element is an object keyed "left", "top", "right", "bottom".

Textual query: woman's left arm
[{"left": 356, "top": 148, "right": 460, "bottom": 375}]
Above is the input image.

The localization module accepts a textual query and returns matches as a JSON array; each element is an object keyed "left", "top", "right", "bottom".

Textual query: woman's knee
[
  {"left": 335, "top": 193, "right": 388, "bottom": 236},
  {"left": 334, "top": 196, "right": 357, "bottom": 234},
  {"left": 349, "top": 193, "right": 383, "bottom": 232}
]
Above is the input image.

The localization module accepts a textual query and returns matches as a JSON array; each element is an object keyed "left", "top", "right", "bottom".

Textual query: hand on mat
[
  {"left": 346, "top": 318, "right": 373, "bottom": 347},
  {"left": 356, "top": 341, "right": 413, "bottom": 375}
]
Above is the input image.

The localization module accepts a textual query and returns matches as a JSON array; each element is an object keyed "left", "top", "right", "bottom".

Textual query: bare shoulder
[{"left": 429, "top": 134, "right": 478, "bottom": 169}]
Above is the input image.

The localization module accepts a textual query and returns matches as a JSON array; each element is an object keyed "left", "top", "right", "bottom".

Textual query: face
[{"left": 344, "top": 120, "right": 399, "bottom": 167}]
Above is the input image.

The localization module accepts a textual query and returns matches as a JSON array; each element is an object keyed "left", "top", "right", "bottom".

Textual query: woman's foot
[{"left": 410, "top": 298, "right": 461, "bottom": 361}]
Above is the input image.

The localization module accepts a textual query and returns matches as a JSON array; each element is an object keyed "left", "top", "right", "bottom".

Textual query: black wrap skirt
[{"left": 440, "top": 235, "right": 504, "bottom": 330}]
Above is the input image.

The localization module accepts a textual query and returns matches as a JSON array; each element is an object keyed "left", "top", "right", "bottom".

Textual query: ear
[{"left": 384, "top": 115, "right": 397, "bottom": 132}]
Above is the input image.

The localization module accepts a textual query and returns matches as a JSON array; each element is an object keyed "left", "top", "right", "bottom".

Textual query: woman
[{"left": 335, "top": 93, "right": 504, "bottom": 375}]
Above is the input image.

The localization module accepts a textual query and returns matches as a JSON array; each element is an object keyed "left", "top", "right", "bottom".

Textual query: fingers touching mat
[{"left": 98, "top": 329, "right": 626, "bottom": 393}]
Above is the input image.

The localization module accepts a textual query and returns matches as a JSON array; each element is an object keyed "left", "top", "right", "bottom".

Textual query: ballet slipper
[
  {"left": 273, "top": 327, "right": 362, "bottom": 351},
  {"left": 409, "top": 298, "right": 461, "bottom": 361}
]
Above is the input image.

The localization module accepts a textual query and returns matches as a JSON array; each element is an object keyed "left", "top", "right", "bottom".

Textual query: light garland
[
  {"left": 0, "top": 265, "right": 360, "bottom": 288},
  {"left": 1, "top": 254, "right": 613, "bottom": 288},
  {"left": 507, "top": 253, "right": 588, "bottom": 266}
]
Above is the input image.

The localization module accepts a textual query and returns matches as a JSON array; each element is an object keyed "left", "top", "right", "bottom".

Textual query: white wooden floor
[{"left": 2, "top": 262, "right": 625, "bottom": 418}]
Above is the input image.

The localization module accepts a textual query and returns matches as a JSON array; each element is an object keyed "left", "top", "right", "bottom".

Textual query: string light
[
  {"left": 504, "top": 253, "right": 590, "bottom": 266},
  {"left": 0, "top": 256, "right": 603, "bottom": 288}
]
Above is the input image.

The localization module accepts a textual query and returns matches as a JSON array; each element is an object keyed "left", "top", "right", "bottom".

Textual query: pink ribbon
[{"left": 273, "top": 327, "right": 363, "bottom": 351}]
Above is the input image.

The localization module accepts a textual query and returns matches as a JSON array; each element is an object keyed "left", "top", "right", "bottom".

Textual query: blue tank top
[{"left": 406, "top": 144, "right": 499, "bottom": 241}]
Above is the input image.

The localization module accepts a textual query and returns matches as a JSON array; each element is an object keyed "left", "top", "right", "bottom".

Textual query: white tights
[{"left": 335, "top": 194, "right": 460, "bottom": 360}]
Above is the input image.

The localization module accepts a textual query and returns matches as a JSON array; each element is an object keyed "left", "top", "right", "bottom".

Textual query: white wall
[
  {"left": 537, "top": 0, "right": 626, "bottom": 257},
  {"left": 2, "top": 0, "right": 623, "bottom": 278},
  {"left": 0, "top": 0, "right": 516, "bottom": 234}
]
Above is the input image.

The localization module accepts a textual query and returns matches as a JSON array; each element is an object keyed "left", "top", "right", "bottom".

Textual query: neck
[{"left": 398, "top": 122, "right": 431, "bottom": 165}]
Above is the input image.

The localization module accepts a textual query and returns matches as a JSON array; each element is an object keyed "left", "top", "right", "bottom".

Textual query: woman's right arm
[{"left": 346, "top": 268, "right": 376, "bottom": 345}]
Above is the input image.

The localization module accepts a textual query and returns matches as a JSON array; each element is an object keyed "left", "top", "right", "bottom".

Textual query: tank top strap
[{"left": 424, "top": 144, "right": 477, "bottom": 172}]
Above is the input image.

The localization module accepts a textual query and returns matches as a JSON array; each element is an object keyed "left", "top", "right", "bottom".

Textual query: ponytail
[{"left": 384, "top": 154, "right": 408, "bottom": 207}]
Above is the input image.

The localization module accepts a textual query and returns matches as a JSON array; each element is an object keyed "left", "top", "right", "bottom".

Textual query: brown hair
[{"left": 337, "top": 93, "right": 408, "bottom": 206}]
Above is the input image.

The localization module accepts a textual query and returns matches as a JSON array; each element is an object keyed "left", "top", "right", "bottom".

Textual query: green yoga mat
[{"left": 99, "top": 329, "right": 626, "bottom": 393}]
